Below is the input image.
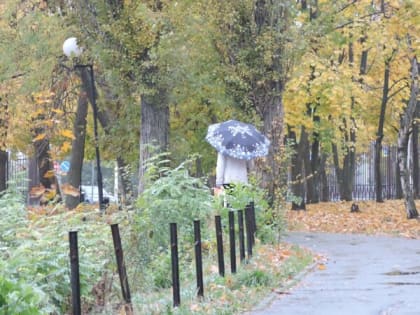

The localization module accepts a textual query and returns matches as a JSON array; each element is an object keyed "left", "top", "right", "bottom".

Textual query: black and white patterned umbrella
[{"left": 205, "top": 120, "right": 270, "bottom": 160}]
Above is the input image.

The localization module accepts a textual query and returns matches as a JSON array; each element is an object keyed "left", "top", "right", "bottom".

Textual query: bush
[
  {"left": 0, "top": 189, "right": 114, "bottom": 313},
  {"left": 133, "top": 155, "right": 214, "bottom": 255}
]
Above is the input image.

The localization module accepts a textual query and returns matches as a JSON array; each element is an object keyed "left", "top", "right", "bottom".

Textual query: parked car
[{"left": 81, "top": 185, "right": 116, "bottom": 204}]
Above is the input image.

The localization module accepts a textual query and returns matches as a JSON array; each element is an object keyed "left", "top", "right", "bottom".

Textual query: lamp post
[{"left": 63, "top": 37, "right": 104, "bottom": 211}]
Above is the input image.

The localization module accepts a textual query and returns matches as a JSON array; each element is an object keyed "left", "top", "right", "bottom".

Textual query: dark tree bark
[
  {"left": 65, "top": 86, "right": 88, "bottom": 209},
  {"left": 0, "top": 150, "right": 7, "bottom": 193},
  {"left": 138, "top": 92, "right": 169, "bottom": 194},
  {"left": 411, "top": 113, "right": 419, "bottom": 198},
  {"left": 307, "top": 115, "right": 320, "bottom": 203},
  {"left": 397, "top": 57, "right": 419, "bottom": 219},
  {"left": 0, "top": 99, "right": 8, "bottom": 193},
  {"left": 257, "top": 2, "right": 287, "bottom": 207},
  {"left": 375, "top": 53, "right": 394, "bottom": 202},
  {"left": 332, "top": 142, "right": 344, "bottom": 199},
  {"left": 319, "top": 153, "right": 329, "bottom": 202},
  {"left": 395, "top": 161, "right": 403, "bottom": 199},
  {"left": 332, "top": 119, "right": 354, "bottom": 201},
  {"left": 261, "top": 89, "right": 285, "bottom": 206},
  {"left": 289, "top": 127, "right": 306, "bottom": 210}
]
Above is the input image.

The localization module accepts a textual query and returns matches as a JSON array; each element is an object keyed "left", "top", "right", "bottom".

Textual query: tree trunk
[
  {"left": 319, "top": 153, "right": 329, "bottom": 201},
  {"left": 301, "top": 127, "right": 315, "bottom": 204},
  {"left": 0, "top": 150, "right": 7, "bottom": 193},
  {"left": 289, "top": 127, "right": 306, "bottom": 210},
  {"left": 332, "top": 142, "right": 344, "bottom": 199},
  {"left": 253, "top": 1, "right": 286, "bottom": 207},
  {"left": 412, "top": 117, "right": 419, "bottom": 198},
  {"left": 397, "top": 57, "right": 419, "bottom": 219},
  {"left": 395, "top": 161, "right": 403, "bottom": 199},
  {"left": 309, "top": 130, "right": 320, "bottom": 203},
  {"left": 138, "top": 94, "right": 169, "bottom": 194},
  {"left": 0, "top": 99, "right": 8, "bottom": 193},
  {"left": 341, "top": 117, "right": 356, "bottom": 201},
  {"left": 375, "top": 55, "right": 393, "bottom": 202},
  {"left": 65, "top": 88, "right": 88, "bottom": 209},
  {"left": 342, "top": 151, "right": 354, "bottom": 201}
]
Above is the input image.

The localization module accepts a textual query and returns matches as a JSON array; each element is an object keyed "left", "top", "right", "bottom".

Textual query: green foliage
[
  {"left": 0, "top": 190, "right": 114, "bottom": 313},
  {"left": 222, "top": 180, "right": 287, "bottom": 244},
  {"left": 129, "top": 154, "right": 214, "bottom": 287},
  {"left": 235, "top": 269, "right": 273, "bottom": 288},
  {"left": 0, "top": 274, "right": 44, "bottom": 315}
]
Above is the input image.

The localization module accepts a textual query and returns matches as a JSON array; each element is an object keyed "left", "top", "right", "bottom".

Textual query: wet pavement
[{"left": 248, "top": 232, "right": 420, "bottom": 315}]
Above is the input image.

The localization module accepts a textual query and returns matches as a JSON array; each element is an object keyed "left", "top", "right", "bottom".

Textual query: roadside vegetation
[{"left": 0, "top": 158, "right": 315, "bottom": 314}]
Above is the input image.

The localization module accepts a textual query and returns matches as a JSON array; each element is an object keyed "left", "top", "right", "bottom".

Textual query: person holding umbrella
[
  {"left": 205, "top": 120, "right": 270, "bottom": 195},
  {"left": 215, "top": 152, "right": 249, "bottom": 192}
]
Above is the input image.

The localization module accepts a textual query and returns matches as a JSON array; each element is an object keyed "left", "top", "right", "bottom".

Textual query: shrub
[
  {"left": 0, "top": 189, "right": 114, "bottom": 313},
  {"left": 133, "top": 155, "right": 213, "bottom": 254}
]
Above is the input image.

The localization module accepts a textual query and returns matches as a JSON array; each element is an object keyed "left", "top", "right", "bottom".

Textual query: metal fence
[
  {"left": 320, "top": 143, "right": 401, "bottom": 201},
  {"left": 7, "top": 153, "right": 29, "bottom": 196},
  {"left": 3, "top": 143, "right": 413, "bottom": 203}
]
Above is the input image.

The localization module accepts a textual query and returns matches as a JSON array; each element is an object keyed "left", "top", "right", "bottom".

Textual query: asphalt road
[{"left": 247, "top": 232, "right": 420, "bottom": 315}]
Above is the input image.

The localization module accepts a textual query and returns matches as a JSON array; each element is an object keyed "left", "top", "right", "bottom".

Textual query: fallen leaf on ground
[{"left": 286, "top": 200, "right": 420, "bottom": 239}]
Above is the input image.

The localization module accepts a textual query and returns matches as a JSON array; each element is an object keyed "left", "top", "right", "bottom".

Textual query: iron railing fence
[
  {"left": 4, "top": 142, "right": 418, "bottom": 203},
  {"left": 318, "top": 143, "right": 407, "bottom": 202},
  {"left": 6, "top": 153, "right": 29, "bottom": 196}
]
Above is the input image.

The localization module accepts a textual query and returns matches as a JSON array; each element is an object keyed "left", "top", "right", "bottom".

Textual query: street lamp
[{"left": 63, "top": 37, "right": 105, "bottom": 211}]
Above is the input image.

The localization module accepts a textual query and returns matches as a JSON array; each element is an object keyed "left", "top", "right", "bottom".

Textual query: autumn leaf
[
  {"left": 33, "top": 133, "right": 46, "bottom": 142},
  {"left": 43, "top": 170, "right": 55, "bottom": 178},
  {"left": 43, "top": 189, "right": 56, "bottom": 200},
  {"left": 318, "top": 263, "right": 327, "bottom": 270},
  {"left": 29, "top": 184, "right": 46, "bottom": 198},
  {"left": 61, "top": 141, "right": 72, "bottom": 153},
  {"left": 61, "top": 183, "right": 80, "bottom": 197},
  {"left": 286, "top": 200, "right": 420, "bottom": 239},
  {"left": 60, "top": 129, "right": 75, "bottom": 140}
]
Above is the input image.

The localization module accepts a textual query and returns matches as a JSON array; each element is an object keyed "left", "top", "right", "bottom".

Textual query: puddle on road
[
  {"left": 386, "top": 282, "right": 420, "bottom": 286},
  {"left": 384, "top": 270, "right": 420, "bottom": 276},
  {"left": 383, "top": 269, "right": 420, "bottom": 285}
]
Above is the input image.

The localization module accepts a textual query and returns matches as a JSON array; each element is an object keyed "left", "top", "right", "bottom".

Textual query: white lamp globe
[{"left": 63, "top": 37, "right": 83, "bottom": 57}]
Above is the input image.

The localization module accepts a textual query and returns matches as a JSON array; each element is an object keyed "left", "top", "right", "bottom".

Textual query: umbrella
[{"left": 205, "top": 120, "right": 270, "bottom": 160}]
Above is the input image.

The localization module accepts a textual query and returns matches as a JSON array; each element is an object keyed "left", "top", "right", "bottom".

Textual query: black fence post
[
  {"left": 237, "top": 210, "right": 246, "bottom": 263},
  {"left": 245, "top": 205, "right": 253, "bottom": 258},
  {"left": 215, "top": 215, "right": 225, "bottom": 277},
  {"left": 170, "top": 223, "right": 181, "bottom": 307},
  {"left": 194, "top": 220, "right": 204, "bottom": 298},
  {"left": 69, "top": 231, "right": 81, "bottom": 315},
  {"left": 228, "top": 211, "right": 236, "bottom": 273},
  {"left": 250, "top": 201, "right": 257, "bottom": 244},
  {"left": 110, "top": 224, "right": 133, "bottom": 314}
]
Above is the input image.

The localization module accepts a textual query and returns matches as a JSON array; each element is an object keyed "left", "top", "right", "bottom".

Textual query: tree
[
  {"left": 213, "top": 0, "right": 299, "bottom": 206},
  {"left": 64, "top": 68, "right": 89, "bottom": 209},
  {"left": 397, "top": 57, "right": 419, "bottom": 219},
  {"left": 0, "top": 98, "right": 8, "bottom": 193}
]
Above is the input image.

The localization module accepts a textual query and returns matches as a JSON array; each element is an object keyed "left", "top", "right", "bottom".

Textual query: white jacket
[{"left": 215, "top": 153, "right": 248, "bottom": 186}]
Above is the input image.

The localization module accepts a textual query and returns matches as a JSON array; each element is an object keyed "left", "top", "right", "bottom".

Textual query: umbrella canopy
[{"left": 205, "top": 120, "right": 270, "bottom": 160}]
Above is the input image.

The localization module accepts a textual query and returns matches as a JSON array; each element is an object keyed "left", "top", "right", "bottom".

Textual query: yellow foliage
[
  {"left": 60, "top": 129, "right": 75, "bottom": 140},
  {"left": 60, "top": 141, "right": 72, "bottom": 153},
  {"left": 43, "top": 170, "right": 55, "bottom": 179},
  {"left": 32, "top": 133, "right": 46, "bottom": 142}
]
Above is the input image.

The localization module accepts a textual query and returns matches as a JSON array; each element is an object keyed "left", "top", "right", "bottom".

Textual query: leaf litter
[{"left": 286, "top": 200, "right": 420, "bottom": 239}]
